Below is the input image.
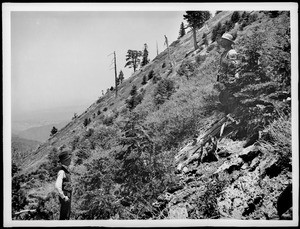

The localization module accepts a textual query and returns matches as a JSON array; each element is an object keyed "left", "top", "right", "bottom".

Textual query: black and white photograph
[{"left": 3, "top": 2, "right": 298, "bottom": 227}]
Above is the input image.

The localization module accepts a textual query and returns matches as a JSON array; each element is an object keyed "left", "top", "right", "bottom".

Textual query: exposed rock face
[
  {"left": 168, "top": 204, "right": 188, "bottom": 219},
  {"left": 277, "top": 183, "right": 292, "bottom": 219},
  {"left": 167, "top": 122, "right": 292, "bottom": 220}
]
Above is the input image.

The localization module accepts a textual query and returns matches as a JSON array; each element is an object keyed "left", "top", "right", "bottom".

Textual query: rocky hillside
[{"left": 12, "top": 11, "right": 293, "bottom": 221}]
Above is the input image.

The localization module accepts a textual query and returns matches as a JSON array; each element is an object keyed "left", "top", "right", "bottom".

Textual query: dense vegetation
[{"left": 11, "top": 11, "right": 292, "bottom": 220}]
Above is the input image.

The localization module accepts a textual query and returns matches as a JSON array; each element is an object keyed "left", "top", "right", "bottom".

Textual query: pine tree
[
  {"left": 125, "top": 50, "right": 142, "bottom": 72},
  {"left": 178, "top": 22, "right": 186, "bottom": 39},
  {"left": 221, "top": 15, "right": 291, "bottom": 136},
  {"left": 118, "top": 70, "right": 124, "bottom": 84},
  {"left": 130, "top": 85, "right": 137, "bottom": 96},
  {"left": 154, "top": 78, "right": 176, "bottom": 106},
  {"left": 126, "top": 85, "right": 143, "bottom": 110},
  {"left": 141, "top": 75, "right": 147, "bottom": 85},
  {"left": 183, "top": 11, "right": 211, "bottom": 50},
  {"left": 50, "top": 126, "right": 58, "bottom": 136},
  {"left": 202, "top": 33, "right": 209, "bottom": 47},
  {"left": 211, "top": 22, "right": 222, "bottom": 42},
  {"left": 231, "top": 11, "right": 240, "bottom": 24},
  {"left": 141, "top": 43, "right": 150, "bottom": 67}
]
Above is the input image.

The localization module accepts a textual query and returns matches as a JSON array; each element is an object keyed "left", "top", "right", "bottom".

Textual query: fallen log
[
  {"left": 13, "top": 209, "right": 36, "bottom": 216},
  {"left": 191, "top": 114, "right": 238, "bottom": 155}
]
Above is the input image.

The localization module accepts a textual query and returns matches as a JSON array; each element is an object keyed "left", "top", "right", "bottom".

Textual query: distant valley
[
  {"left": 11, "top": 135, "right": 41, "bottom": 165},
  {"left": 11, "top": 104, "right": 89, "bottom": 142},
  {"left": 14, "top": 120, "right": 70, "bottom": 142}
]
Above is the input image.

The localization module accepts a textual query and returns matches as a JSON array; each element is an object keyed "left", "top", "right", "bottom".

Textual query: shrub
[
  {"left": 152, "top": 74, "right": 162, "bottom": 84},
  {"left": 112, "top": 112, "right": 177, "bottom": 219},
  {"left": 207, "top": 43, "right": 215, "bottom": 52},
  {"left": 231, "top": 11, "right": 240, "bottom": 24},
  {"left": 223, "top": 20, "right": 235, "bottom": 32},
  {"left": 249, "top": 13, "right": 258, "bottom": 24},
  {"left": 103, "top": 114, "right": 115, "bottom": 126},
  {"left": 103, "top": 107, "right": 108, "bottom": 112},
  {"left": 85, "top": 128, "right": 94, "bottom": 137},
  {"left": 224, "top": 14, "right": 291, "bottom": 137},
  {"left": 194, "top": 178, "right": 228, "bottom": 219},
  {"left": 73, "top": 157, "right": 119, "bottom": 219},
  {"left": 259, "top": 114, "right": 291, "bottom": 158},
  {"left": 202, "top": 33, "right": 208, "bottom": 47},
  {"left": 258, "top": 114, "right": 292, "bottom": 178},
  {"left": 238, "top": 11, "right": 257, "bottom": 30},
  {"left": 147, "top": 81, "right": 207, "bottom": 150},
  {"left": 91, "top": 125, "right": 119, "bottom": 150},
  {"left": 47, "top": 147, "right": 60, "bottom": 179},
  {"left": 125, "top": 85, "right": 144, "bottom": 111},
  {"left": 211, "top": 22, "right": 222, "bottom": 42},
  {"left": 153, "top": 78, "right": 176, "bottom": 106},
  {"left": 130, "top": 85, "right": 137, "bottom": 96},
  {"left": 141, "top": 75, "right": 148, "bottom": 85},
  {"left": 75, "top": 149, "right": 91, "bottom": 165},
  {"left": 177, "top": 59, "right": 196, "bottom": 79},
  {"left": 125, "top": 93, "right": 144, "bottom": 111},
  {"left": 12, "top": 168, "right": 29, "bottom": 216},
  {"left": 12, "top": 163, "right": 20, "bottom": 177},
  {"left": 83, "top": 118, "right": 91, "bottom": 127},
  {"left": 170, "top": 39, "right": 180, "bottom": 47},
  {"left": 71, "top": 136, "right": 80, "bottom": 150},
  {"left": 148, "top": 70, "right": 155, "bottom": 80},
  {"left": 50, "top": 126, "right": 58, "bottom": 136},
  {"left": 96, "top": 97, "right": 104, "bottom": 104},
  {"left": 268, "top": 11, "right": 280, "bottom": 18}
]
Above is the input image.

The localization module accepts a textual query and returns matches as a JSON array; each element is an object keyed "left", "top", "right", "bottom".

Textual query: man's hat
[
  {"left": 221, "top": 33, "right": 235, "bottom": 44},
  {"left": 58, "top": 150, "right": 72, "bottom": 162}
]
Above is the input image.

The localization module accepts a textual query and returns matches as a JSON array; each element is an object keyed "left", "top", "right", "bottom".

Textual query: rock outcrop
[{"left": 166, "top": 114, "right": 292, "bottom": 220}]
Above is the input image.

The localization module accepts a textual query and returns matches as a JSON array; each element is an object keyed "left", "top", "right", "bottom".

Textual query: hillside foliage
[{"left": 12, "top": 11, "right": 292, "bottom": 220}]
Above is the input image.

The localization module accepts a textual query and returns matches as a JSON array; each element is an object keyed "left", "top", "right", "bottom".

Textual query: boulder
[
  {"left": 214, "top": 156, "right": 243, "bottom": 175},
  {"left": 182, "top": 167, "right": 189, "bottom": 174},
  {"left": 168, "top": 204, "right": 188, "bottom": 219},
  {"left": 257, "top": 155, "right": 280, "bottom": 177},
  {"left": 238, "top": 145, "right": 261, "bottom": 163},
  {"left": 217, "top": 147, "right": 231, "bottom": 158},
  {"left": 277, "top": 183, "right": 292, "bottom": 218}
]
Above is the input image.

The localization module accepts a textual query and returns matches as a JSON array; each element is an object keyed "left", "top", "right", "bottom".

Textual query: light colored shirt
[{"left": 55, "top": 170, "right": 67, "bottom": 200}]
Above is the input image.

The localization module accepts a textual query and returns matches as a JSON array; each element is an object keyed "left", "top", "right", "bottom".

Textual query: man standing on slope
[
  {"left": 217, "top": 33, "right": 240, "bottom": 113},
  {"left": 55, "top": 150, "right": 73, "bottom": 220}
]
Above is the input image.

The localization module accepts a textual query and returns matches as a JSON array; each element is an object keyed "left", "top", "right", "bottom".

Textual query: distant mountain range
[
  {"left": 11, "top": 135, "right": 41, "bottom": 165},
  {"left": 15, "top": 120, "right": 70, "bottom": 142},
  {"left": 12, "top": 104, "right": 89, "bottom": 133}
]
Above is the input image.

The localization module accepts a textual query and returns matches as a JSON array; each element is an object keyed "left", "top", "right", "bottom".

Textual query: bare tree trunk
[
  {"left": 192, "top": 27, "right": 198, "bottom": 50},
  {"left": 114, "top": 52, "right": 118, "bottom": 97}
]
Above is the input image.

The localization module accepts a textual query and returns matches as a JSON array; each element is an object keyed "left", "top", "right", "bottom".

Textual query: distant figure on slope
[
  {"left": 55, "top": 150, "right": 73, "bottom": 220},
  {"left": 217, "top": 33, "right": 240, "bottom": 113},
  {"left": 199, "top": 136, "right": 218, "bottom": 164}
]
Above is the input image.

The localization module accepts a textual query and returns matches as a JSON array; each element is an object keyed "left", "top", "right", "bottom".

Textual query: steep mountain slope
[
  {"left": 19, "top": 11, "right": 234, "bottom": 174},
  {"left": 12, "top": 11, "right": 293, "bottom": 221}
]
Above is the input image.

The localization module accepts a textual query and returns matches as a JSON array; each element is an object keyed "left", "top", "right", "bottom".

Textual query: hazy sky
[{"left": 10, "top": 8, "right": 187, "bottom": 117}]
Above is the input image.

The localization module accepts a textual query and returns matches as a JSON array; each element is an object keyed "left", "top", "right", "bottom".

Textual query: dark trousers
[{"left": 59, "top": 194, "right": 71, "bottom": 220}]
